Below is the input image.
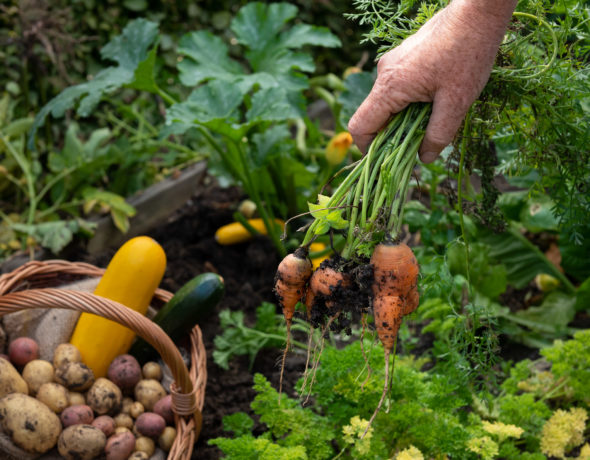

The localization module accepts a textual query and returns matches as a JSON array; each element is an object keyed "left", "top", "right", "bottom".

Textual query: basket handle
[{"left": 0, "top": 288, "right": 203, "bottom": 441}]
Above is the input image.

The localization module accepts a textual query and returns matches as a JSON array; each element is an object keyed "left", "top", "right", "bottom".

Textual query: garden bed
[{"left": 80, "top": 177, "right": 289, "bottom": 459}]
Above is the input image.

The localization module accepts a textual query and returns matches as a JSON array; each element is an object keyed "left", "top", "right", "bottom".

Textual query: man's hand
[{"left": 348, "top": 0, "right": 516, "bottom": 162}]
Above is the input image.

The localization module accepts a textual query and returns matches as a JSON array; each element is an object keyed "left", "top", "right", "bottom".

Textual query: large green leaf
[
  {"left": 246, "top": 87, "right": 300, "bottom": 122},
  {"left": 250, "top": 125, "right": 291, "bottom": 168},
  {"left": 338, "top": 72, "right": 374, "bottom": 127},
  {"left": 231, "top": 3, "right": 299, "bottom": 51},
  {"left": 518, "top": 195, "right": 559, "bottom": 233},
  {"left": 28, "top": 19, "right": 159, "bottom": 149},
  {"left": 446, "top": 241, "right": 507, "bottom": 299},
  {"left": 166, "top": 80, "right": 243, "bottom": 136},
  {"left": 478, "top": 224, "right": 575, "bottom": 293},
  {"left": 177, "top": 2, "right": 339, "bottom": 110},
  {"left": 177, "top": 31, "right": 245, "bottom": 87},
  {"left": 12, "top": 221, "right": 80, "bottom": 254},
  {"left": 513, "top": 291, "right": 576, "bottom": 335}
]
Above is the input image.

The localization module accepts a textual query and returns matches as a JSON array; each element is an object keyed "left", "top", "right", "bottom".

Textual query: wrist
[{"left": 448, "top": 0, "right": 517, "bottom": 34}]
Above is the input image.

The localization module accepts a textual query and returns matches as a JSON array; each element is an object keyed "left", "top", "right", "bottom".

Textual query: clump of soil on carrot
[{"left": 307, "top": 256, "right": 373, "bottom": 335}]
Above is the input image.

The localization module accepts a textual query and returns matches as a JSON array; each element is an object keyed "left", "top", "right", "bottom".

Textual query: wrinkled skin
[{"left": 348, "top": 0, "right": 517, "bottom": 161}]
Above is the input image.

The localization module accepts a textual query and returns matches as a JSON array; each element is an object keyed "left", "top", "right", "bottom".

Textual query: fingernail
[{"left": 420, "top": 151, "right": 438, "bottom": 163}]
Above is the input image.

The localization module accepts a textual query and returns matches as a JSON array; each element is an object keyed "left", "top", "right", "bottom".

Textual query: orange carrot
[
  {"left": 371, "top": 242, "right": 419, "bottom": 298},
  {"left": 403, "top": 285, "right": 420, "bottom": 316},
  {"left": 274, "top": 247, "right": 312, "bottom": 398},
  {"left": 309, "top": 264, "right": 351, "bottom": 310},
  {"left": 363, "top": 242, "right": 419, "bottom": 437}
]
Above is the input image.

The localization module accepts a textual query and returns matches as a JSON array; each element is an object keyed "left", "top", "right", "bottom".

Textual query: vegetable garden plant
[{"left": 1, "top": 0, "right": 589, "bottom": 458}]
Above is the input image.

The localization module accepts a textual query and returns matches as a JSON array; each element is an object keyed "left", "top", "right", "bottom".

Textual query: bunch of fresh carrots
[{"left": 274, "top": 103, "right": 430, "bottom": 427}]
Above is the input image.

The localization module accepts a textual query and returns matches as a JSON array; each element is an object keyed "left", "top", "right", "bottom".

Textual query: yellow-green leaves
[{"left": 308, "top": 194, "right": 348, "bottom": 235}]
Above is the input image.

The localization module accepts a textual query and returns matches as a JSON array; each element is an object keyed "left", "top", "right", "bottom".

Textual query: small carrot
[
  {"left": 309, "top": 264, "right": 350, "bottom": 309},
  {"left": 274, "top": 247, "right": 312, "bottom": 398}
]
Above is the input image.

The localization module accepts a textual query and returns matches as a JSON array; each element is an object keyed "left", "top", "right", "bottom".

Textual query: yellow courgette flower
[{"left": 325, "top": 131, "right": 353, "bottom": 165}]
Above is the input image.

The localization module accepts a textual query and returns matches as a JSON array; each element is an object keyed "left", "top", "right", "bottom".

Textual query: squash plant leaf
[
  {"left": 28, "top": 19, "right": 159, "bottom": 149},
  {"left": 11, "top": 221, "right": 80, "bottom": 254},
  {"left": 478, "top": 224, "right": 575, "bottom": 293},
  {"left": 177, "top": 31, "right": 245, "bottom": 87},
  {"left": 165, "top": 80, "right": 244, "bottom": 139},
  {"left": 177, "top": 2, "right": 340, "bottom": 94},
  {"left": 338, "top": 71, "right": 374, "bottom": 126},
  {"left": 246, "top": 87, "right": 300, "bottom": 122}
]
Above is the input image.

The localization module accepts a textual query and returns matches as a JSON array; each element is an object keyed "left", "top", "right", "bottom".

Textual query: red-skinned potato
[
  {"left": 153, "top": 394, "right": 174, "bottom": 424},
  {"left": 105, "top": 431, "right": 136, "bottom": 460},
  {"left": 61, "top": 405, "right": 94, "bottom": 427},
  {"left": 8, "top": 337, "right": 39, "bottom": 367},
  {"left": 91, "top": 415, "right": 116, "bottom": 437},
  {"left": 135, "top": 412, "right": 166, "bottom": 438},
  {"left": 107, "top": 354, "right": 142, "bottom": 391}
]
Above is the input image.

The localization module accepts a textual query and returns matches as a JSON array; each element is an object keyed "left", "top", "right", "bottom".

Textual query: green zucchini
[{"left": 130, "top": 272, "right": 224, "bottom": 361}]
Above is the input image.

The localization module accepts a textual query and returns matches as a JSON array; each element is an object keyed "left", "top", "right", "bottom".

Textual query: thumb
[{"left": 419, "top": 93, "right": 470, "bottom": 163}]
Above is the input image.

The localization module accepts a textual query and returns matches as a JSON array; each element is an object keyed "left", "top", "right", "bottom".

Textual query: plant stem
[
  {"left": 0, "top": 133, "right": 36, "bottom": 225},
  {"left": 457, "top": 110, "right": 471, "bottom": 286}
]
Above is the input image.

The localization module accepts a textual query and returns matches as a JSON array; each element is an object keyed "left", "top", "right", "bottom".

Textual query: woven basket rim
[{"left": 0, "top": 259, "right": 206, "bottom": 460}]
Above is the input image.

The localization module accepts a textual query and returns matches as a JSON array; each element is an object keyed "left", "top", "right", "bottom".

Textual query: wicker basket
[{"left": 0, "top": 259, "right": 206, "bottom": 460}]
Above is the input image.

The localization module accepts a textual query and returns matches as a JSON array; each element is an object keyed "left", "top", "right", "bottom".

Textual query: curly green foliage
[
  {"left": 252, "top": 374, "right": 336, "bottom": 459},
  {"left": 497, "top": 393, "right": 552, "bottom": 451},
  {"left": 210, "top": 374, "right": 335, "bottom": 459},
  {"left": 541, "top": 329, "right": 590, "bottom": 405},
  {"left": 310, "top": 341, "right": 473, "bottom": 457},
  {"left": 210, "top": 434, "right": 308, "bottom": 460},
  {"left": 501, "top": 359, "right": 535, "bottom": 395}
]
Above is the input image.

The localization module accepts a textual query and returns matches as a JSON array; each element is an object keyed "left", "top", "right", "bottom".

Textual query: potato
[
  {"left": 121, "top": 396, "right": 134, "bottom": 414},
  {"left": 36, "top": 382, "right": 69, "bottom": 413},
  {"left": 57, "top": 424, "right": 106, "bottom": 460},
  {"left": 135, "top": 436, "right": 155, "bottom": 456},
  {"left": 114, "top": 412, "right": 134, "bottom": 429},
  {"left": 135, "top": 412, "right": 166, "bottom": 438},
  {"left": 60, "top": 404, "right": 94, "bottom": 427},
  {"left": 87, "top": 377, "right": 122, "bottom": 415},
  {"left": 55, "top": 361, "right": 94, "bottom": 391},
  {"left": 105, "top": 430, "right": 136, "bottom": 460},
  {"left": 142, "top": 361, "right": 162, "bottom": 381},
  {"left": 68, "top": 391, "right": 86, "bottom": 406},
  {"left": 153, "top": 394, "right": 174, "bottom": 424},
  {"left": 134, "top": 379, "right": 166, "bottom": 411},
  {"left": 22, "top": 359, "right": 54, "bottom": 395},
  {"left": 128, "top": 452, "right": 149, "bottom": 460},
  {"left": 115, "top": 426, "right": 131, "bottom": 435},
  {"left": 107, "top": 354, "right": 142, "bottom": 390},
  {"left": 8, "top": 337, "right": 39, "bottom": 367},
  {"left": 92, "top": 415, "right": 116, "bottom": 436},
  {"left": 129, "top": 401, "right": 145, "bottom": 418},
  {"left": 53, "top": 343, "right": 81, "bottom": 369},
  {"left": 0, "top": 357, "right": 28, "bottom": 397},
  {"left": 0, "top": 393, "right": 61, "bottom": 453},
  {"left": 158, "top": 426, "right": 177, "bottom": 452}
]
